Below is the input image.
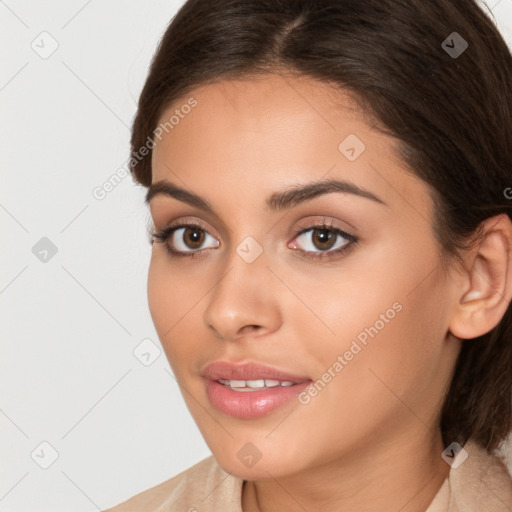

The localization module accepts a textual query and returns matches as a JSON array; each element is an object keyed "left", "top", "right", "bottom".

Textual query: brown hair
[{"left": 130, "top": 0, "right": 512, "bottom": 453}]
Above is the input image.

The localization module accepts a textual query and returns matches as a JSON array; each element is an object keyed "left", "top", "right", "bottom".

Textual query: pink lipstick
[{"left": 202, "top": 361, "right": 312, "bottom": 419}]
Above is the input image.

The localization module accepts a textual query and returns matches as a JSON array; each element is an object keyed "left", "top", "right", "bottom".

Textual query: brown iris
[
  {"left": 182, "top": 227, "right": 205, "bottom": 249},
  {"left": 312, "top": 228, "right": 337, "bottom": 250}
]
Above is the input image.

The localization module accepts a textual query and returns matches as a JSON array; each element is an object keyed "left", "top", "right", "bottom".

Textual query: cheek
[
  {"left": 147, "top": 254, "right": 215, "bottom": 375},
  {"left": 147, "top": 256, "right": 193, "bottom": 358},
  {"left": 147, "top": 256, "right": 171, "bottom": 333},
  {"left": 291, "top": 304, "right": 439, "bottom": 458},
  {"left": 292, "top": 242, "right": 447, "bottom": 418},
  {"left": 147, "top": 253, "right": 203, "bottom": 329}
]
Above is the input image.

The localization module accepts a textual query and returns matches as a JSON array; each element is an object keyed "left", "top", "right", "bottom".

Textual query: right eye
[{"left": 151, "top": 223, "right": 220, "bottom": 257}]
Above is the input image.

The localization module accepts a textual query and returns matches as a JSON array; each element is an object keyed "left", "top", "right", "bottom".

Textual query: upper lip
[{"left": 201, "top": 361, "right": 311, "bottom": 382}]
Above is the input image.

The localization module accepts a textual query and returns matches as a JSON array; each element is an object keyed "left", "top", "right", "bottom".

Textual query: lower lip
[{"left": 205, "top": 379, "right": 311, "bottom": 419}]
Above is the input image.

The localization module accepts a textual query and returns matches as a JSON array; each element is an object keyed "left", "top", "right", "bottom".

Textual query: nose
[{"left": 202, "top": 248, "right": 282, "bottom": 341}]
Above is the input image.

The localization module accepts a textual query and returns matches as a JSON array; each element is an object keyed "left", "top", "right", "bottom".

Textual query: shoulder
[
  {"left": 103, "top": 455, "right": 244, "bottom": 512},
  {"left": 427, "top": 438, "right": 512, "bottom": 511}
]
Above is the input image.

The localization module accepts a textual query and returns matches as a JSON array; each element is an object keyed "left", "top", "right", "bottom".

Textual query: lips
[
  {"left": 201, "top": 360, "right": 311, "bottom": 383},
  {"left": 201, "top": 360, "right": 313, "bottom": 418},
  {"left": 205, "top": 379, "right": 312, "bottom": 418}
]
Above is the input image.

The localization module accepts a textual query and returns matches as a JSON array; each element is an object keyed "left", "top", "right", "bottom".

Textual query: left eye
[{"left": 290, "top": 226, "right": 354, "bottom": 253}]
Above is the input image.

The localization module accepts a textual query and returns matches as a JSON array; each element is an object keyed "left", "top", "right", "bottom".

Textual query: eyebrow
[{"left": 145, "top": 178, "right": 387, "bottom": 212}]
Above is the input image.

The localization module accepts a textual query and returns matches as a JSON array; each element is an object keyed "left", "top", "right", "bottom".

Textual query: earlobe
[
  {"left": 461, "top": 290, "right": 483, "bottom": 302},
  {"left": 449, "top": 214, "right": 512, "bottom": 340}
]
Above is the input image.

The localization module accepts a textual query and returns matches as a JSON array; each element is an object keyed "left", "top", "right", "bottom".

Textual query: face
[{"left": 147, "top": 73, "right": 462, "bottom": 479}]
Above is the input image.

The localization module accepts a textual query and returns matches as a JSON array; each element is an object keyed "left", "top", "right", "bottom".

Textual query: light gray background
[{"left": 1, "top": 1, "right": 511, "bottom": 510}]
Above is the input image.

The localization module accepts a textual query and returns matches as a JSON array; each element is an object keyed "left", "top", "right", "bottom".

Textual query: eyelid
[
  {"left": 292, "top": 216, "right": 357, "bottom": 240},
  {"left": 161, "top": 216, "right": 219, "bottom": 238}
]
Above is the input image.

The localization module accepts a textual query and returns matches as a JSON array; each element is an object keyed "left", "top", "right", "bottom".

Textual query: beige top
[{"left": 103, "top": 439, "right": 512, "bottom": 511}]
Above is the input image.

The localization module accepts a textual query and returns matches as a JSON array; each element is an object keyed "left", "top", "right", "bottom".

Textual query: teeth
[
  {"left": 229, "top": 379, "right": 247, "bottom": 388},
  {"left": 217, "top": 378, "right": 298, "bottom": 390}
]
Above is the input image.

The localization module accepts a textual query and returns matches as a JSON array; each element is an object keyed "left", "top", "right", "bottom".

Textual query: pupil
[
  {"left": 186, "top": 227, "right": 204, "bottom": 248},
  {"left": 314, "top": 229, "right": 335, "bottom": 250}
]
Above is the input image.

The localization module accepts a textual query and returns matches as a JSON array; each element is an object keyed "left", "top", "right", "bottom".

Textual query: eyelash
[{"left": 150, "top": 219, "right": 358, "bottom": 261}]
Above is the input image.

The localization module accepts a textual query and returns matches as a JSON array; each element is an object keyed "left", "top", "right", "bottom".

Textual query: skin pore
[{"left": 146, "top": 72, "right": 512, "bottom": 511}]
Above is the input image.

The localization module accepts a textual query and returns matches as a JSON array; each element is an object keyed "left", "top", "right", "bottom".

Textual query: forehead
[
  {"left": 185, "top": 72, "right": 362, "bottom": 120},
  {"left": 150, "top": 72, "right": 429, "bottom": 219},
  {"left": 154, "top": 73, "right": 368, "bottom": 149}
]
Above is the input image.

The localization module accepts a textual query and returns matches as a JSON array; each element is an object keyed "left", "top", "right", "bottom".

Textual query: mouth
[
  {"left": 216, "top": 378, "right": 303, "bottom": 391},
  {"left": 201, "top": 361, "right": 312, "bottom": 419},
  {"left": 201, "top": 360, "right": 311, "bottom": 382},
  {"left": 201, "top": 360, "right": 312, "bottom": 418},
  {"left": 205, "top": 378, "right": 312, "bottom": 419}
]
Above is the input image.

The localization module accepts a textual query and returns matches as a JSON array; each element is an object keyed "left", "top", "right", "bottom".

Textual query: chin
[{"left": 211, "top": 444, "right": 306, "bottom": 481}]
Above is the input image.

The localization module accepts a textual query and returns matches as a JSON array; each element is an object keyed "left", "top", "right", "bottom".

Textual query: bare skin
[{"left": 146, "top": 72, "right": 512, "bottom": 511}]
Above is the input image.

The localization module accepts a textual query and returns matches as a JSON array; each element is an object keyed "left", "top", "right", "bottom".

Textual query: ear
[{"left": 449, "top": 213, "right": 512, "bottom": 340}]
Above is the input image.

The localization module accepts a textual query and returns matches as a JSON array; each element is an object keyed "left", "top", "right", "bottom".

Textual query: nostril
[{"left": 239, "top": 324, "right": 261, "bottom": 335}]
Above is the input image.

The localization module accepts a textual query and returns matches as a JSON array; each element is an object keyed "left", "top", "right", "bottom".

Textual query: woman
[{"left": 104, "top": 0, "right": 512, "bottom": 510}]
